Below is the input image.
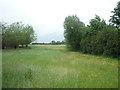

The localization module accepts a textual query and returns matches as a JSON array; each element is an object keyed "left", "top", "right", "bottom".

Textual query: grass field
[
  {"left": 2, "top": 45, "right": 118, "bottom": 88},
  {"left": 0, "top": 49, "right": 2, "bottom": 89}
]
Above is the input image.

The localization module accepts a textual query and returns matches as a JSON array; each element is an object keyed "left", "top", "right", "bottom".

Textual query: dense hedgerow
[
  {"left": 63, "top": 1, "right": 120, "bottom": 58},
  {"left": 80, "top": 25, "right": 118, "bottom": 57},
  {"left": 64, "top": 15, "right": 119, "bottom": 58}
]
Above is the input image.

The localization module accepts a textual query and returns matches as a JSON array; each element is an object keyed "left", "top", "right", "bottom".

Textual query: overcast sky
[{"left": 0, "top": 0, "right": 119, "bottom": 43}]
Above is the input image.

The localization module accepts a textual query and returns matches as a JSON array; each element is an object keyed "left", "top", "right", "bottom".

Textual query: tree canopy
[
  {"left": 63, "top": 15, "right": 85, "bottom": 50},
  {"left": 109, "top": 1, "right": 120, "bottom": 29},
  {"left": 63, "top": 14, "right": 119, "bottom": 58},
  {"left": 1, "top": 22, "right": 36, "bottom": 49}
]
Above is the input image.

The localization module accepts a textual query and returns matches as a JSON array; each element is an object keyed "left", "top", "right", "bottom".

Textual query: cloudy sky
[{"left": 0, "top": 0, "right": 119, "bottom": 43}]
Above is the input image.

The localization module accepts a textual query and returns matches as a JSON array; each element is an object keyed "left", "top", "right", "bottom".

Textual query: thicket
[
  {"left": 80, "top": 18, "right": 118, "bottom": 57},
  {"left": 1, "top": 22, "right": 36, "bottom": 49},
  {"left": 63, "top": 1, "right": 119, "bottom": 58}
]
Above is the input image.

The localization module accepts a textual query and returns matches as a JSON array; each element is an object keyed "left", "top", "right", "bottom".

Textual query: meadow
[{"left": 2, "top": 45, "right": 118, "bottom": 88}]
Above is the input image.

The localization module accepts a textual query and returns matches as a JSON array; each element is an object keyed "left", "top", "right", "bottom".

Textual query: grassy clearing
[{"left": 2, "top": 45, "right": 118, "bottom": 88}]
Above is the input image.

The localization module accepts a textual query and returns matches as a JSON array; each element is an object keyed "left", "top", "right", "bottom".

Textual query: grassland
[
  {"left": 2, "top": 45, "right": 118, "bottom": 88},
  {"left": 0, "top": 49, "right": 2, "bottom": 89}
]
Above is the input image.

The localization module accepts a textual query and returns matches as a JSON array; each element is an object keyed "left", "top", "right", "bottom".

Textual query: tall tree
[
  {"left": 0, "top": 22, "right": 7, "bottom": 49},
  {"left": 63, "top": 15, "right": 85, "bottom": 50},
  {"left": 109, "top": 1, "right": 120, "bottom": 56},
  {"left": 89, "top": 15, "right": 106, "bottom": 34},
  {"left": 2, "top": 22, "right": 22, "bottom": 48},
  {"left": 80, "top": 15, "right": 106, "bottom": 54},
  {"left": 110, "top": 1, "right": 120, "bottom": 29},
  {"left": 22, "top": 25, "right": 36, "bottom": 47}
]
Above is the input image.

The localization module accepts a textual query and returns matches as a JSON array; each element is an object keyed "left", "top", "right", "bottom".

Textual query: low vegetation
[{"left": 2, "top": 45, "right": 118, "bottom": 88}]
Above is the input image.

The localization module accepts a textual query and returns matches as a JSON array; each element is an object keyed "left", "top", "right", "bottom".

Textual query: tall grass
[
  {"left": 2, "top": 45, "right": 118, "bottom": 88},
  {"left": 0, "top": 49, "right": 2, "bottom": 89}
]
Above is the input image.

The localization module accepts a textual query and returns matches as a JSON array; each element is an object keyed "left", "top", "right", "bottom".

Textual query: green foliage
[
  {"left": 109, "top": 1, "right": 120, "bottom": 29},
  {"left": 63, "top": 14, "right": 119, "bottom": 57},
  {"left": 80, "top": 15, "right": 106, "bottom": 54},
  {"left": 89, "top": 15, "right": 106, "bottom": 32},
  {"left": 63, "top": 15, "right": 85, "bottom": 50},
  {"left": 1, "top": 22, "right": 36, "bottom": 49},
  {"left": 100, "top": 26, "right": 118, "bottom": 57},
  {"left": 109, "top": 1, "right": 120, "bottom": 56},
  {"left": 80, "top": 15, "right": 118, "bottom": 57},
  {"left": 51, "top": 40, "right": 56, "bottom": 45},
  {"left": 92, "top": 26, "right": 118, "bottom": 57},
  {"left": 20, "top": 25, "right": 36, "bottom": 46},
  {"left": 50, "top": 40, "right": 65, "bottom": 45}
]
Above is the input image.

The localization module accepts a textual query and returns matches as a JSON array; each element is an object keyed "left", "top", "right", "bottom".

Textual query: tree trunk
[
  {"left": 26, "top": 44, "right": 28, "bottom": 47},
  {"left": 22, "top": 44, "right": 24, "bottom": 48},
  {"left": 2, "top": 44, "right": 5, "bottom": 49}
]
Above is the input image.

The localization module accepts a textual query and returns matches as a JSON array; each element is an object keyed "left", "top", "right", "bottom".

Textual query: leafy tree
[
  {"left": 80, "top": 25, "right": 118, "bottom": 57},
  {"left": 0, "top": 22, "right": 7, "bottom": 35},
  {"left": 56, "top": 41, "right": 61, "bottom": 45},
  {"left": 80, "top": 15, "right": 106, "bottom": 54},
  {"left": 2, "top": 22, "right": 25, "bottom": 48},
  {"left": 109, "top": 1, "right": 120, "bottom": 56},
  {"left": 63, "top": 15, "right": 85, "bottom": 50},
  {"left": 109, "top": 1, "right": 120, "bottom": 29},
  {"left": 0, "top": 22, "right": 7, "bottom": 49},
  {"left": 80, "top": 27, "right": 92, "bottom": 53},
  {"left": 50, "top": 40, "right": 65, "bottom": 45},
  {"left": 2, "top": 22, "right": 36, "bottom": 49},
  {"left": 51, "top": 40, "right": 56, "bottom": 45},
  {"left": 89, "top": 15, "right": 106, "bottom": 34},
  {"left": 61, "top": 40, "right": 65, "bottom": 44},
  {"left": 22, "top": 25, "right": 36, "bottom": 47},
  {"left": 95, "top": 26, "right": 118, "bottom": 56}
]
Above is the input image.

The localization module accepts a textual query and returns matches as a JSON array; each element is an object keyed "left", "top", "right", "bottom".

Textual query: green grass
[
  {"left": 2, "top": 45, "right": 118, "bottom": 88},
  {"left": 0, "top": 49, "right": 2, "bottom": 89}
]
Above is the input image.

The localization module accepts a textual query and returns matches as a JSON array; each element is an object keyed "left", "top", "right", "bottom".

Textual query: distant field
[{"left": 2, "top": 45, "right": 118, "bottom": 88}]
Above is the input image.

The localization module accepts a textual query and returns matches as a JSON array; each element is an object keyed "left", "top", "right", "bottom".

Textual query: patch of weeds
[{"left": 24, "top": 68, "right": 33, "bottom": 81}]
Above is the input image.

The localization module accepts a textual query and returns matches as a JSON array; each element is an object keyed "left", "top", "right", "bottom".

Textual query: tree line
[
  {"left": 1, "top": 22, "right": 36, "bottom": 49},
  {"left": 32, "top": 40, "right": 65, "bottom": 45},
  {"left": 63, "top": 1, "right": 120, "bottom": 58},
  {"left": 50, "top": 40, "right": 65, "bottom": 45}
]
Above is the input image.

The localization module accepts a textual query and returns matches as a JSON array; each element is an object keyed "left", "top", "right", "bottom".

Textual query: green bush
[
  {"left": 63, "top": 15, "right": 85, "bottom": 50},
  {"left": 80, "top": 25, "right": 118, "bottom": 58}
]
